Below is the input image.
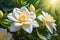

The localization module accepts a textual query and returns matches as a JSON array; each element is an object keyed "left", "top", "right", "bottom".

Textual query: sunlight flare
[{"left": 51, "top": 0, "right": 56, "bottom": 4}]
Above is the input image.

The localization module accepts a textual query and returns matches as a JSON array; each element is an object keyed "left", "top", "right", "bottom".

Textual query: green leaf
[
  {"left": 37, "top": 30, "right": 47, "bottom": 40},
  {"left": 2, "top": 19, "right": 13, "bottom": 25},
  {"left": 21, "top": 0, "right": 27, "bottom": 6},
  {"left": 34, "top": 0, "right": 40, "bottom": 7}
]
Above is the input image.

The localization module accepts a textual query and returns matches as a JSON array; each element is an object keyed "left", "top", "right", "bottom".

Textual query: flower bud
[
  {"left": 29, "top": 4, "right": 35, "bottom": 12},
  {"left": 0, "top": 10, "right": 3, "bottom": 19}
]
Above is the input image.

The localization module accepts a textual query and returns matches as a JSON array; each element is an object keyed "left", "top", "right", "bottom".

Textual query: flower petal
[
  {"left": 13, "top": 8, "right": 21, "bottom": 19},
  {"left": 20, "top": 6, "right": 29, "bottom": 14},
  {"left": 22, "top": 24, "right": 33, "bottom": 33},
  {"left": 13, "top": 8, "right": 20, "bottom": 12},
  {"left": 45, "top": 24, "right": 53, "bottom": 34},
  {"left": 7, "top": 13, "right": 18, "bottom": 22},
  {"left": 13, "top": 8, "right": 22, "bottom": 14},
  {"left": 52, "top": 23, "right": 57, "bottom": 31},
  {"left": 38, "top": 15, "right": 43, "bottom": 21},
  {"left": 24, "top": 19, "right": 33, "bottom": 24},
  {"left": 25, "top": 21, "right": 31, "bottom": 24},
  {"left": 22, "top": 19, "right": 33, "bottom": 29},
  {"left": 14, "top": 22, "right": 23, "bottom": 27},
  {"left": 10, "top": 24, "right": 20, "bottom": 32},
  {"left": 30, "top": 12, "right": 36, "bottom": 19},
  {"left": 42, "top": 11, "right": 49, "bottom": 17},
  {"left": 33, "top": 20, "right": 39, "bottom": 27}
]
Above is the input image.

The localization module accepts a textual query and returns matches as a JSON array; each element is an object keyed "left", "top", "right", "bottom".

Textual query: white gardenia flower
[
  {"left": 38, "top": 11, "right": 57, "bottom": 34},
  {"left": 0, "top": 28, "right": 13, "bottom": 40},
  {"left": 7, "top": 6, "right": 39, "bottom": 33}
]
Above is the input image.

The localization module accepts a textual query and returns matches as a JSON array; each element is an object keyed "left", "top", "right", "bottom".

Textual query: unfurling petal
[
  {"left": 13, "top": 8, "right": 21, "bottom": 19},
  {"left": 52, "top": 23, "right": 57, "bottom": 31},
  {"left": 38, "top": 15, "right": 43, "bottom": 21},
  {"left": 30, "top": 12, "right": 36, "bottom": 19},
  {"left": 13, "top": 8, "right": 20, "bottom": 13},
  {"left": 22, "top": 25, "right": 33, "bottom": 33},
  {"left": 10, "top": 24, "right": 20, "bottom": 32},
  {"left": 29, "top": 4, "right": 35, "bottom": 12},
  {"left": 7, "top": 13, "right": 18, "bottom": 22},
  {"left": 45, "top": 24, "right": 53, "bottom": 34},
  {"left": 33, "top": 20, "right": 39, "bottom": 27},
  {"left": 42, "top": 11, "right": 49, "bottom": 17},
  {"left": 23, "top": 19, "right": 32, "bottom": 27},
  {"left": 20, "top": 6, "right": 29, "bottom": 14},
  {"left": 24, "top": 19, "right": 33, "bottom": 24},
  {"left": 14, "top": 22, "right": 23, "bottom": 27}
]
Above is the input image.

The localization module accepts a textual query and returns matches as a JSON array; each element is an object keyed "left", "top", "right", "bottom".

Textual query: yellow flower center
[{"left": 18, "top": 11, "right": 29, "bottom": 23}]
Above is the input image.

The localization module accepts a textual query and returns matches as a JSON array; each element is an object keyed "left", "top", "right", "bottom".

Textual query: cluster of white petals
[
  {"left": 38, "top": 11, "right": 57, "bottom": 34},
  {"left": 7, "top": 6, "right": 39, "bottom": 33}
]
